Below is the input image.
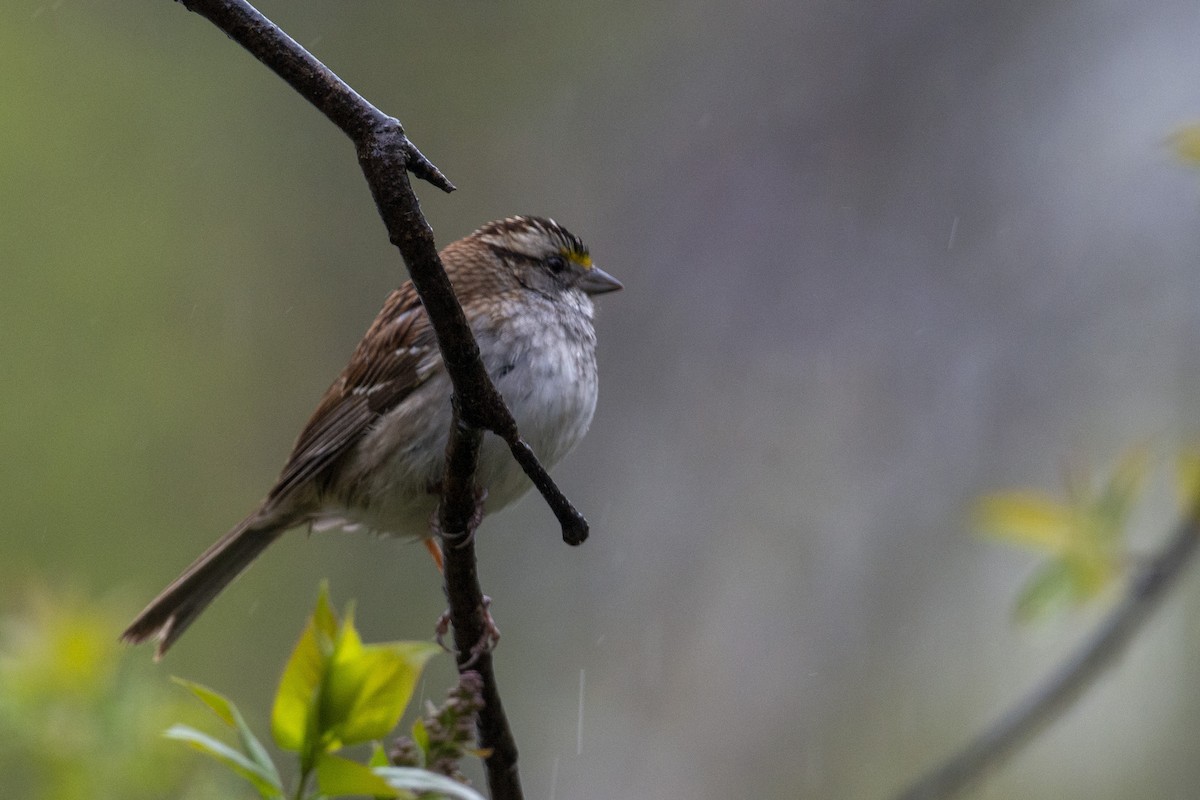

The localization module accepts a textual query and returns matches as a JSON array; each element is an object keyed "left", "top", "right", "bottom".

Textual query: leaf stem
[{"left": 293, "top": 766, "right": 311, "bottom": 800}]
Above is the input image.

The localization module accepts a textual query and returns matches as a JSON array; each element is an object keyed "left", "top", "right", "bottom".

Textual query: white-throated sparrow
[{"left": 122, "top": 216, "right": 621, "bottom": 657}]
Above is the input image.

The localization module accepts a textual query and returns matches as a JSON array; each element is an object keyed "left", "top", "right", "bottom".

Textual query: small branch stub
[{"left": 507, "top": 439, "right": 588, "bottom": 544}]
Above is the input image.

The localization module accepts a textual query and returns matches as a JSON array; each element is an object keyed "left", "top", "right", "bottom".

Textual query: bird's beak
[{"left": 574, "top": 266, "right": 623, "bottom": 295}]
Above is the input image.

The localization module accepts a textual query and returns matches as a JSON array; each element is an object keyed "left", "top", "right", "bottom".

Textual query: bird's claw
[
  {"left": 434, "top": 608, "right": 453, "bottom": 652},
  {"left": 429, "top": 487, "right": 488, "bottom": 549},
  {"left": 433, "top": 595, "right": 500, "bottom": 668}
]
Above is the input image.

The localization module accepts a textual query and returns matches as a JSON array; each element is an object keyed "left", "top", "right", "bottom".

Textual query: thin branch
[
  {"left": 894, "top": 506, "right": 1200, "bottom": 800},
  {"left": 504, "top": 438, "right": 589, "bottom": 545},
  {"left": 440, "top": 407, "right": 522, "bottom": 799},
  {"left": 178, "top": 0, "right": 451, "bottom": 188}
]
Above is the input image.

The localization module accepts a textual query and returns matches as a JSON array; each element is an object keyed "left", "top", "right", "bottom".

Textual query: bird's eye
[{"left": 546, "top": 255, "right": 567, "bottom": 273}]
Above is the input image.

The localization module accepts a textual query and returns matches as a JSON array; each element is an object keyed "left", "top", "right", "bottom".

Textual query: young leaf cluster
[
  {"left": 971, "top": 449, "right": 1200, "bottom": 621},
  {"left": 167, "top": 583, "right": 482, "bottom": 800}
]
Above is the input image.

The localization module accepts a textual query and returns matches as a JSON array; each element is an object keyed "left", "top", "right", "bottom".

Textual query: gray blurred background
[{"left": 5, "top": 0, "right": 1200, "bottom": 797}]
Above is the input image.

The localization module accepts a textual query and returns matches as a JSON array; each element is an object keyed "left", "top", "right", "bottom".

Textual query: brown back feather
[{"left": 267, "top": 282, "right": 438, "bottom": 503}]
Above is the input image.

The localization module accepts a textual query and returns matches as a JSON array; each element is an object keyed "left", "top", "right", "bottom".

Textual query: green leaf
[
  {"left": 369, "top": 742, "right": 392, "bottom": 769},
  {"left": 173, "top": 677, "right": 239, "bottom": 727},
  {"left": 375, "top": 767, "right": 488, "bottom": 800},
  {"left": 1014, "top": 560, "right": 1076, "bottom": 622},
  {"left": 319, "top": 607, "right": 367, "bottom": 743},
  {"left": 165, "top": 724, "right": 284, "bottom": 799},
  {"left": 411, "top": 718, "right": 430, "bottom": 761},
  {"left": 273, "top": 583, "right": 339, "bottom": 756},
  {"left": 322, "top": 621, "right": 441, "bottom": 746},
  {"left": 312, "top": 580, "right": 340, "bottom": 639},
  {"left": 174, "top": 677, "right": 282, "bottom": 786},
  {"left": 1063, "top": 550, "right": 1119, "bottom": 601},
  {"left": 315, "top": 752, "right": 403, "bottom": 798}
]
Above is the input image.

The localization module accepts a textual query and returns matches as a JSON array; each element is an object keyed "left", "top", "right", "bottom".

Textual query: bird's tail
[{"left": 121, "top": 512, "right": 289, "bottom": 659}]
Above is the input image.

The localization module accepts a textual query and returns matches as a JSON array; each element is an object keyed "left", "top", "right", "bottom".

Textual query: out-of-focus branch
[{"left": 895, "top": 506, "right": 1200, "bottom": 800}]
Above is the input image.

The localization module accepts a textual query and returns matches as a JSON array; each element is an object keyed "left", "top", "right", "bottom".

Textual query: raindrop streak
[
  {"left": 947, "top": 216, "right": 960, "bottom": 251},
  {"left": 549, "top": 755, "right": 560, "bottom": 800},
  {"left": 576, "top": 668, "right": 586, "bottom": 755}
]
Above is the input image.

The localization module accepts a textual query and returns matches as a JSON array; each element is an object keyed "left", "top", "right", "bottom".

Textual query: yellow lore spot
[{"left": 564, "top": 248, "right": 593, "bottom": 269}]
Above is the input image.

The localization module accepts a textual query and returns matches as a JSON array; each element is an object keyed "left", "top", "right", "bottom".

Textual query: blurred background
[{"left": 5, "top": 0, "right": 1200, "bottom": 797}]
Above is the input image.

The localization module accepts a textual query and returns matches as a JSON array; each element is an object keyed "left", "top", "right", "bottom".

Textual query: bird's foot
[
  {"left": 434, "top": 595, "right": 500, "bottom": 668},
  {"left": 428, "top": 487, "right": 488, "bottom": 550}
]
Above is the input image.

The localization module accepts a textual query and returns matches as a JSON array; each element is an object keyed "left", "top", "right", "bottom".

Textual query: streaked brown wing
[{"left": 267, "top": 282, "right": 439, "bottom": 503}]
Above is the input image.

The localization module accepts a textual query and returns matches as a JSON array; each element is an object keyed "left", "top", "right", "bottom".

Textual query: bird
[{"left": 121, "top": 216, "right": 622, "bottom": 658}]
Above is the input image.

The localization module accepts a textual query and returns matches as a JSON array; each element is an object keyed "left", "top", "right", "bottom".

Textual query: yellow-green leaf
[
  {"left": 322, "top": 613, "right": 440, "bottom": 746},
  {"left": 318, "top": 607, "right": 367, "bottom": 748},
  {"left": 272, "top": 584, "right": 339, "bottom": 755},
  {"left": 986, "top": 452, "right": 1147, "bottom": 621},
  {"left": 369, "top": 741, "right": 392, "bottom": 769},
  {"left": 975, "top": 492, "right": 1074, "bottom": 554},
  {"left": 312, "top": 580, "right": 339, "bottom": 640},
  {"left": 1015, "top": 560, "right": 1075, "bottom": 622},
  {"left": 173, "top": 677, "right": 238, "bottom": 728},
  {"left": 1169, "top": 123, "right": 1200, "bottom": 166},
  {"left": 411, "top": 717, "right": 430, "bottom": 759}
]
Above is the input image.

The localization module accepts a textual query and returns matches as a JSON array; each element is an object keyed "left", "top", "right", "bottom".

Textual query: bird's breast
[
  {"left": 318, "top": 296, "right": 601, "bottom": 537},
  {"left": 476, "top": 302, "right": 599, "bottom": 508}
]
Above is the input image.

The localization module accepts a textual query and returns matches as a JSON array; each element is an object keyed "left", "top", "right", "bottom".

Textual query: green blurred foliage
[
  {"left": 0, "top": 588, "right": 233, "bottom": 799},
  {"left": 976, "top": 449, "right": 1166, "bottom": 621}
]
